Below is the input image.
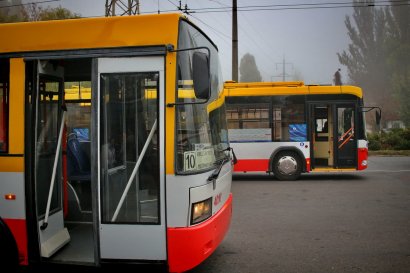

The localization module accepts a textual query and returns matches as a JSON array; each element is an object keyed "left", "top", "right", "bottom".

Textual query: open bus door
[
  {"left": 32, "top": 60, "right": 70, "bottom": 258},
  {"left": 96, "top": 57, "right": 166, "bottom": 261},
  {"left": 310, "top": 103, "right": 357, "bottom": 170}
]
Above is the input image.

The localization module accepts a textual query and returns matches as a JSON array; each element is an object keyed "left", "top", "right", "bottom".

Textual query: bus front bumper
[{"left": 167, "top": 193, "right": 233, "bottom": 273}]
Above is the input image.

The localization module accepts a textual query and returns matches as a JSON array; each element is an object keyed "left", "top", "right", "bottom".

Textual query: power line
[
  {"left": 189, "top": 13, "right": 231, "bottom": 40},
  {"left": 181, "top": 1, "right": 409, "bottom": 13},
  {"left": 137, "top": 0, "right": 408, "bottom": 15}
]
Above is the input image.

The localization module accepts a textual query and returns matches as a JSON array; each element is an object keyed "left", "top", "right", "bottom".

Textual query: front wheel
[
  {"left": 272, "top": 151, "right": 302, "bottom": 181},
  {"left": 0, "top": 217, "right": 19, "bottom": 272}
]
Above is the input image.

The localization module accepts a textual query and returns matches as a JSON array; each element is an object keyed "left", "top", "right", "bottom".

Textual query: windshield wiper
[
  {"left": 207, "top": 157, "right": 230, "bottom": 189},
  {"left": 207, "top": 147, "right": 237, "bottom": 189}
]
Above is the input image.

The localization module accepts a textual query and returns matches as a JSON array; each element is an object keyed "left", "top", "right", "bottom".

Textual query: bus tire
[
  {"left": 0, "top": 217, "right": 19, "bottom": 272},
  {"left": 272, "top": 151, "right": 302, "bottom": 181}
]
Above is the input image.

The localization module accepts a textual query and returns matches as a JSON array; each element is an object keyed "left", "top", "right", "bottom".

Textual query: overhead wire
[{"left": 181, "top": 0, "right": 409, "bottom": 13}]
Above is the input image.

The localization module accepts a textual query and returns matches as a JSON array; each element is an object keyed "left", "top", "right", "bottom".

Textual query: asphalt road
[{"left": 188, "top": 156, "right": 410, "bottom": 273}]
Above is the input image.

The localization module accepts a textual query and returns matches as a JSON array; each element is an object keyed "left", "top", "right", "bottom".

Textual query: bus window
[
  {"left": 226, "top": 95, "right": 305, "bottom": 142},
  {"left": 273, "top": 96, "right": 305, "bottom": 141},
  {"left": 338, "top": 107, "right": 355, "bottom": 149}
]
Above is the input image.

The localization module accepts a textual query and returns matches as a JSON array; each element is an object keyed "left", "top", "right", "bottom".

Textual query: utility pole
[
  {"left": 232, "top": 0, "right": 238, "bottom": 82},
  {"left": 105, "top": 0, "right": 140, "bottom": 16},
  {"left": 274, "top": 55, "right": 293, "bottom": 81}
]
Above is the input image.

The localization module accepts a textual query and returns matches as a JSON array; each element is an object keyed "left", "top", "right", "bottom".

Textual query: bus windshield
[{"left": 176, "top": 20, "right": 229, "bottom": 174}]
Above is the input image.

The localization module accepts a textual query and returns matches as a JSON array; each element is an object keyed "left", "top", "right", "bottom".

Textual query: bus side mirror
[
  {"left": 376, "top": 109, "right": 381, "bottom": 126},
  {"left": 193, "top": 52, "right": 210, "bottom": 100}
]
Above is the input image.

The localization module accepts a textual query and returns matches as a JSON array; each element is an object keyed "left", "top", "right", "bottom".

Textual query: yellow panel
[
  {"left": 0, "top": 14, "right": 180, "bottom": 54},
  {"left": 0, "top": 157, "right": 24, "bottom": 172},
  {"left": 165, "top": 53, "right": 177, "bottom": 175},
  {"left": 224, "top": 81, "right": 363, "bottom": 98},
  {"left": 9, "top": 58, "right": 25, "bottom": 155}
]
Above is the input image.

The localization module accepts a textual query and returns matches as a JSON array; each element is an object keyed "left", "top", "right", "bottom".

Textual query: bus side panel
[
  {"left": 357, "top": 139, "right": 368, "bottom": 170},
  {"left": 230, "top": 142, "right": 310, "bottom": 173},
  {"left": 0, "top": 171, "right": 28, "bottom": 265}
]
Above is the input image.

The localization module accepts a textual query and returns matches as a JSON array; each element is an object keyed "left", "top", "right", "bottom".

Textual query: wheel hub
[{"left": 277, "top": 156, "right": 297, "bottom": 175}]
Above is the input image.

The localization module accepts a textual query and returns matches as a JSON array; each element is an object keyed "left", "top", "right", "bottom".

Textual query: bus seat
[{"left": 67, "top": 134, "right": 91, "bottom": 182}]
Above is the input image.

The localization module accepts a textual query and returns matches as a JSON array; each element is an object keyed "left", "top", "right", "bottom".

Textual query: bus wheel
[{"left": 272, "top": 151, "right": 302, "bottom": 181}]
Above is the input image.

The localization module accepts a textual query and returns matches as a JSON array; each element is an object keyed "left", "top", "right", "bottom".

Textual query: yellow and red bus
[
  {"left": 0, "top": 13, "right": 233, "bottom": 272},
  {"left": 225, "top": 81, "right": 375, "bottom": 180}
]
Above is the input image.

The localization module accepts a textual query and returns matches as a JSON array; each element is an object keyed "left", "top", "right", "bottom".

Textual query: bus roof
[
  {"left": 224, "top": 81, "right": 363, "bottom": 98},
  {"left": 0, "top": 13, "right": 184, "bottom": 54}
]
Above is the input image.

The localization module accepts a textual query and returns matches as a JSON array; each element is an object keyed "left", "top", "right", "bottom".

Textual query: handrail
[
  {"left": 111, "top": 120, "right": 158, "bottom": 222},
  {"left": 338, "top": 127, "right": 353, "bottom": 142},
  {"left": 41, "top": 109, "right": 66, "bottom": 230},
  {"left": 338, "top": 133, "right": 354, "bottom": 149},
  {"left": 338, "top": 127, "right": 354, "bottom": 149}
]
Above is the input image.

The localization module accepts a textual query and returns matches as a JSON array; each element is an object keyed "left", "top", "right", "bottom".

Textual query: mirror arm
[{"left": 361, "top": 106, "right": 381, "bottom": 113}]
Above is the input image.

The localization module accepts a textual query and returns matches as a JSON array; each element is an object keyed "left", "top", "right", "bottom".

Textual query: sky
[{"left": 32, "top": 0, "right": 355, "bottom": 85}]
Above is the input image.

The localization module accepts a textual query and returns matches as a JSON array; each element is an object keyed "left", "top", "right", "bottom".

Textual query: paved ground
[{"left": 188, "top": 156, "right": 410, "bottom": 273}]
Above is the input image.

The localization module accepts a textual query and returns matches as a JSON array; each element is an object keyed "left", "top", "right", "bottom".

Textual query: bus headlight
[
  {"left": 191, "top": 198, "right": 212, "bottom": 225},
  {"left": 361, "top": 160, "right": 368, "bottom": 166}
]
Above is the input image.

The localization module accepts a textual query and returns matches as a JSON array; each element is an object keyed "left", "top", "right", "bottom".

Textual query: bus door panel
[
  {"left": 97, "top": 57, "right": 166, "bottom": 260},
  {"left": 33, "top": 61, "right": 70, "bottom": 258},
  {"left": 311, "top": 104, "right": 333, "bottom": 168},
  {"left": 335, "top": 105, "right": 356, "bottom": 168}
]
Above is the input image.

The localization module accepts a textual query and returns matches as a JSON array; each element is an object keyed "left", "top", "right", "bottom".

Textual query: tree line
[
  {"left": 338, "top": 0, "right": 409, "bottom": 127},
  {"left": 0, "top": 1, "right": 79, "bottom": 23}
]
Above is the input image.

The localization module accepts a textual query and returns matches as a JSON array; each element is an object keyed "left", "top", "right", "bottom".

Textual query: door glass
[
  {"left": 337, "top": 107, "right": 355, "bottom": 166},
  {"left": 36, "top": 77, "right": 62, "bottom": 217},
  {"left": 100, "top": 72, "right": 159, "bottom": 224}
]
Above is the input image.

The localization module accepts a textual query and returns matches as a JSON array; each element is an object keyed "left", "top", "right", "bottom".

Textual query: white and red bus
[
  {"left": 225, "top": 81, "right": 376, "bottom": 180},
  {"left": 0, "top": 13, "right": 233, "bottom": 272}
]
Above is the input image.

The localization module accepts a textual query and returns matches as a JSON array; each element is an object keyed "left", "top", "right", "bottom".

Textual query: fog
[{"left": 40, "top": 0, "right": 354, "bottom": 84}]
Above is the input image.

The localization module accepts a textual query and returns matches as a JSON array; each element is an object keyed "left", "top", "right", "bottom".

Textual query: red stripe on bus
[
  {"left": 234, "top": 159, "right": 269, "bottom": 172},
  {"left": 4, "top": 218, "right": 28, "bottom": 265},
  {"left": 357, "top": 147, "right": 368, "bottom": 170},
  {"left": 167, "top": 194, "right": 232, "bottom": 273}
]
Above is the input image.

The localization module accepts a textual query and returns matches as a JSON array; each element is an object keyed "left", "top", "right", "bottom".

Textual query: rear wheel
[{"left": 272, "top": 151, "right": 302, "bottom": 181}]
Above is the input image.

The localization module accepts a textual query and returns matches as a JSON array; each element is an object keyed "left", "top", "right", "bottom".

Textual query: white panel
[
  {"left": 100, "top": 225, "right": 166, "bottom": 259},
  {"left": 0, "top": 172, "right": 25, "bottom": 219},
  {"left": 230, "top": 141, "right": 310, "bottom": 160},
  {"left": 38, "top": 211, "right": 70, "bottom": 257},
  {"left": 190, "top": 164, "right": 232, "bottom": 216},
  {"left": 166, "top": 162, "right": 233, "bottom": 227},
  {"left": 358, "top": 139, "right": 368, "bottom": 149},
  {"left": 98, "top": 57, "right": 163, "bottom": 73}
]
